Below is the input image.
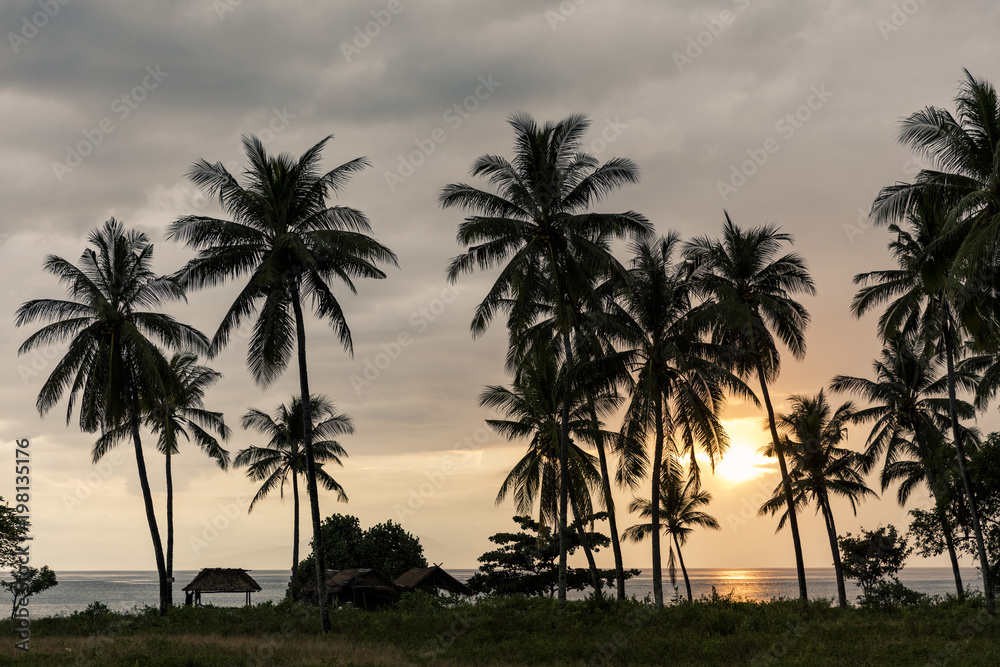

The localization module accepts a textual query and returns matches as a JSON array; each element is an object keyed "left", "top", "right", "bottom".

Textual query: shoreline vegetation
[{"left": 1, "top": 593, "right": 998, "bottom": 666}]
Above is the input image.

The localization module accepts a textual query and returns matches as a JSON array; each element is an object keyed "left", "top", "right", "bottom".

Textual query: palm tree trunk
[
  {"left": 820, "top": 491, "right": 847, "bottom": 607},
  {"left": 757, "top": 365, "right": 808, "bottom": 602},
  {"left": 568, "top": 485, "right": 603, "bottom": 598},
  {"left": 165, "top": 445, "right": 174, "bottom": 608},
  {"left": 651, "top": 392, "right": 665, "bottom": 609},
  {"left": 291, "top": 471, "right": 300, "bottom": 596},
  {"left": 128, "top": 397, "right": 169, "bottom": 615},
  {"left": 557, "top": 325, "right": 576, "bottom": 606},
  {"left": 587, "top": 396, "right": 626, "bottom": 600},
  {"left": 291, "top": 293, "right": 331, "bottom": 632},
  {"left": 941, "top": 315, "right": 994, "bottom": 615},
  {"left": 925, "top": 466, "right": 964, "bottom": 600},
  {"left": 673, "top": 533, "right": 692, "bottom": 602}
]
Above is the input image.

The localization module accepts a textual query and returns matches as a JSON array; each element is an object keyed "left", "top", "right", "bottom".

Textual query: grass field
[{"left": 0, "top": 592, "right": 997, "bottom": 666}]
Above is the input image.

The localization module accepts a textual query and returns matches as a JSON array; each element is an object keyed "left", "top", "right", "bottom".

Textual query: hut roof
[
  {"left": 182, "top": 568, "right": 261, "bottom": 593},
  {"left": 325, "top": 568, "right": 397, "bottom": 593},
  {"left": 394, "top": 565, "right": 473, "bottom": 596}
]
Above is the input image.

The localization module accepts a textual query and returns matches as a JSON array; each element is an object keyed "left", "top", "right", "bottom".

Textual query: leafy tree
[
  {"left": 685, "top": 213, "right": 816, "bottom": 602},
  {"left": 297, "top": 514, "right": 426, "bottom": 584},
  {"left": 0, "top": 501, "right": 28, "bottom": 569},
  {"left": 169, "top": 135, "right": 397, "bottom": 630},
  {"left": 838, "top": 525, "right": 913, "bottom": 601},
  {"left": 236, "top": 394, "right": 351, "bottom": 595},
  {"left": 442, "top": 112, "right": 651, "bottom": 603},
  {"left": 15, "top": 219, "right": 207, "bottom": 614},
  {"left": 468, "top": 514, "right": 635, "bottom": 597},
  {"left": 2, "top": 566, "right": 57, "bottom": 617}
]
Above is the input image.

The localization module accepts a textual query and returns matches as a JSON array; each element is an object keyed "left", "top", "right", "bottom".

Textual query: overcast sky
[{"left": 3, "top": 1, "right": 999, "bottom": 578}]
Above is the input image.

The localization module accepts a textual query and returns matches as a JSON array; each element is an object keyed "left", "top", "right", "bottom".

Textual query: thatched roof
[
  {"left": 394, "top": 565, "right": 473, "bottom": 596},
  {"left": 325, "top": 568, "right": 397, "bottom": 593},
  {"left": 182, "top": 568, "right": 261, "bottom": 593}
]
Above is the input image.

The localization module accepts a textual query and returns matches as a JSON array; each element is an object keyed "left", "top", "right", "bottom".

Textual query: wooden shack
[
  {"left": 325, "top": 568, "right": 399, "bottom": 610},
  {"left": 183, "top": 568, "right": 261, "bottom": 606},
  {"left": 394, "top": 565, "right": 473, "bottom": 596}
]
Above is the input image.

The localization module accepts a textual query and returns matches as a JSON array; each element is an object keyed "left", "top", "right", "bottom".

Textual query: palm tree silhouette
[
  {"left": 623, "top": 454, "right": 720, "bottom": 602},
  {"left": 15, "top": 219, "right": 207, "bottom": 614},
  {"left": 619, "top": 234, "right": 750, "bottom": 608},
  {"left": 168, "top": 135, "right": 396, "bottom": 630},
  {"left": 442, "top": 112, "right": 651, "bottom": 602},
  {"left": 684, "top": 213, "right": 816, "bottom": 602},
  {"left": 758, "top": 390, "right": 875, "bottom": 607},
  {"left": 235, "top": 394, "right": 351, "bottom": 595}
]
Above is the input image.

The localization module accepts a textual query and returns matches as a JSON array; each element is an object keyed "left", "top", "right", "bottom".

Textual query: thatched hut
[
  {"left": 394, "top": 565, "right": 473, "bottom": 597},
  {"left": 183, "top": 568, "right": 261, "bottom": 606},
  {"left": 324, "top": 568, "right": 399, "bottom": 610}
]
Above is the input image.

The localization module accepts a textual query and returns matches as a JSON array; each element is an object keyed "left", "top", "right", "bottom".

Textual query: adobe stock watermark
[
  {"left": 350, "top": 284, "right": 464, "bottom": 394},
  {"left": 394, "top": 427, "right": 488, "bottom": 522},
  {"left": 340, "top": 0, "right": 411, "bottom": 63},
  {"left": 383, "top": 75, "right": 501, "bottom": 192},
  {"left": 8, "top": 0, "right": 71, "bottom": 54},
  {"left": 51, "top": 65, "right": 169, "bottom": 182},
  {"left": 212, "top": 0, "right": 243, "bottom": 20},
  {"left": 877, "top": 0, "right": 930, "bottom": 41},
  {"left": 61, "top": 449, "right": 128, "bottom": 515},
  {"left": 545, "top": 0, "right": 588, "bottom": 31},
  {"left": 189, "top": 492, "right": 252, "bottom": 556},
  {"left": 716, "top": 84, "right": 834, "bottom": 202},
  {"left": 673, "top": 0, "right": 752, "bottom": 74}
]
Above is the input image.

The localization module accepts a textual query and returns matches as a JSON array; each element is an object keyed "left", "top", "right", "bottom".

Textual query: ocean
[{"left": 21, "top": 567, "right": 983, "bottom": 618}]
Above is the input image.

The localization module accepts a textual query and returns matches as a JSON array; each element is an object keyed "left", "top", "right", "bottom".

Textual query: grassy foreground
[{"left": 0, "top": 593, "right": 997, "bottom": 666}]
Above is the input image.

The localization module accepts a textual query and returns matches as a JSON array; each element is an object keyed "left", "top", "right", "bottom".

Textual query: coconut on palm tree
[
  {"left": 235, "top": 395, "right": 351, "bottom": 596},
  {"left": 684, "top": 213, "right": 816, "bottom": 602},
  {"left": 758, "top": 390, "right": 875, "bottom": 608},
  {"left": 442, "top": 112, "right": 651, "bottom": 602},
  {"left": 168, "top": 135, "right": 396, "bottom": 630},
  {"left": 15, "top": 219, "right": 208, "bottom": 614},
  {"left": 623, "top": 454, "right": 720, "bottom": 602}
]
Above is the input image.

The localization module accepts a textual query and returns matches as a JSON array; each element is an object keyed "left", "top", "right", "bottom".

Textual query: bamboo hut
[
  {"left": 182, "top": 568, "right": 261, "bottom": 606},
  {"left": 394, "top": 565, "right": 473, "bottom": 596},
  {"left": 324, "top": 568, "right": 399, "bottom": 610}
]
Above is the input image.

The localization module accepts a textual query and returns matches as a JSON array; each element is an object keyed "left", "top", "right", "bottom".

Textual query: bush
[{"left": 859, "top": 579, "right": 927, "bottom": 610}]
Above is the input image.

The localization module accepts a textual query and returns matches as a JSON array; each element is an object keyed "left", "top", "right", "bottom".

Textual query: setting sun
[{"left": 709, "top": 418, "right": 776, "bottom": 485}]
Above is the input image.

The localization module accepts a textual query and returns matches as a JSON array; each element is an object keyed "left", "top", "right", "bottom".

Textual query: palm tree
[
  {"left": 869, "top": 71, "right": 1000, "bottom": 614},
  {"left": 235, "top": 395, "right": 351, "bottom": 595},
  {"left": 832, "top": 335, "right": 975, "bottom": 599},
  {"left": 94, "top": 352, "right": 231, "bottom": 606},
  {"left": 15, "top": 219, "right": 207, "bottom": 614},
  {"left": 481, "top": 344, "right": 616, "bottom": 596},
  {"left": 854, "top": 191, "right": 996, "bottom": 612},
  {"left": 758, "top": 390, "right": 875, "bottom": 607},
  {"left": 684, "top": 213, "right": 816, "bottom": 602},
  {"left": 623, "top": 454, "right": 720, "bottom": 602},
  {"left": 167, "top": 135, "right": 397, "bottom": 630},
  {"left": 442, "top": 112, "right": 651, "bottom": 602},
  {"left": 618, "top": 235, "right": 751, "bottom": 608}
]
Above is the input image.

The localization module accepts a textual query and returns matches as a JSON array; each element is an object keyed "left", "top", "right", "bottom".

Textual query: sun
[{"left": 715, "top": 444, "right": 773, "bottom": 485}]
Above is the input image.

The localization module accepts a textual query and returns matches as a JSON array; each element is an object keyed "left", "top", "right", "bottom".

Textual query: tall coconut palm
[
  {"left": 481, "top": 344, "right": 616, "bottom": 596},
  {"left": 832, "top": 335, "right": 976, "bottom": 599},
  {"left": 618, "top": 235, "right": 752, "bottom": 608},
  {"left": 758, "top": 391, "right": 876, "bottom": 607},
  {"left": 623, "top": 454, "right": 720, "bottom": 602},
  {"left": 442, "top": 112, "right": 651, "bottom": 602},
  {"left": 235, "top": 395, "right": 351, "bottom": 595},
  {"left": 167, "top": 135, "right": 396, "bottom": 630},
  {"left": 854, "top": 191, "right": 996, "bottom": 612},
  {"left": 93, "top": 352, "right": 231, "bottom": 606},
  {"left": 869, "top": 71, "right": 1000, "bottom": 614},
  {"left": 684, "top": 213, "right": 816, "bottom": 602},
  {"left": 15, "top": 219, "right": 208, "bottom": 614}
]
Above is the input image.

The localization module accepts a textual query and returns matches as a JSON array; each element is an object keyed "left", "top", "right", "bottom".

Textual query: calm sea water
[{"left": 22, "top": 567, "right": 982, "bottom": 618}]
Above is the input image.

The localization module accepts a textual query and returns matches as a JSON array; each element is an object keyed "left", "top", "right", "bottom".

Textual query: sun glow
[{"left": 711, "top": 418, "right": 775, "bottom": 485}]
